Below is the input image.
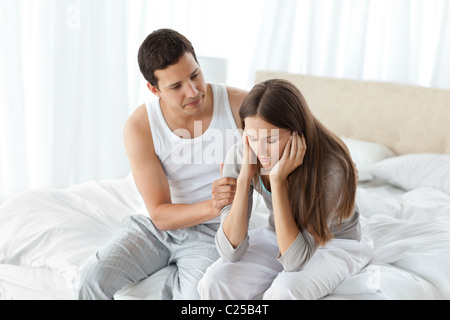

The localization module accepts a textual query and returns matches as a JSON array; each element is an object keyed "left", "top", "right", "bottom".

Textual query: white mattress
[{"left": 1, "top": 154, "right": 450, "bottom": 300}]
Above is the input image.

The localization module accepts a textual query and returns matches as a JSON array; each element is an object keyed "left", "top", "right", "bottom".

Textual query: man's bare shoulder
[
  {"left": 124, "top": 104, "right": 150, "bottom": 137},
  {"left": 226, "top": 86, "right": 248, "bottom": 108},
  {"left": 123, "top": 104, "right": 154, "bottom": 155},
  {"left": 226, "top": 86, "right": 248, "bottom": 129}
]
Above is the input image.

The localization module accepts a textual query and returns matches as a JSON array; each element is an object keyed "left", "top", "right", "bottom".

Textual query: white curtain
[
  {"left": 252, "top": 0, "right": 450, "bottom": 88},
  {"left": 0, "top": 0, "right": 143, "bottom": 202},
  {"left": 1, "top": 0, "right": 449, "bottom": 203}
]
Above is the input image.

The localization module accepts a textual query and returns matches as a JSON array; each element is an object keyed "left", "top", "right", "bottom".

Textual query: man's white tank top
[{"left": 146, "top": 84, "right": 239, "bottom": 223}]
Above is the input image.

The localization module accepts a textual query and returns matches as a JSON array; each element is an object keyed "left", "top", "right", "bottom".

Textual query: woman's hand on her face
[
  {"left": 270, "top": 132, "right": 306, "bottom": 183},
  {"left": 239, "top": 132, "right": 258, "bottom": 183}
]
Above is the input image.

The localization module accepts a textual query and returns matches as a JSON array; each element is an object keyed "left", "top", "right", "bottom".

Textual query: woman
[{"left": 198, "top": 79, "right": 373, "bottom": 300}]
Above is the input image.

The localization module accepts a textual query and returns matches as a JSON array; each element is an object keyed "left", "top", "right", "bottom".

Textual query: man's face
[{"left": 149, "top": 52, "right": 207, "bottom": 117}]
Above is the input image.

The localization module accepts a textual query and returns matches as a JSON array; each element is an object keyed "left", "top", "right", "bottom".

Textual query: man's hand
[{"left": 211, "top": 164, "right": 237, "bottom": 217}]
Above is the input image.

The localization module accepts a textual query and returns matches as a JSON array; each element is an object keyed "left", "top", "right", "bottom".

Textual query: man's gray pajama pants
[{"left": 76, "top": 214, "right": 219, "bottom": 300}]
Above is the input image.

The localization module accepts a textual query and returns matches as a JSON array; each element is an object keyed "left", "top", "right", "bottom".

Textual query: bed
[{"left": 1, "top": 71, "right": 449, "bottom": 300}]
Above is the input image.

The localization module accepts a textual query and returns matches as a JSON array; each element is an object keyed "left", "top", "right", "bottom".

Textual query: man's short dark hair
[{"left": 138, "top": 29, "right": 198, "bottom": 89}]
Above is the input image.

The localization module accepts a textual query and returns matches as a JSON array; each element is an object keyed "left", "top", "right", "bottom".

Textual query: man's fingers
[
  {"left": 212, "top": 183, "right": 236, "bottom": 193},
  {"left": 212, "top": 191, "right": 235, "bottom": 200},
  {"left": 212, "top": 178, "right": 237, "bottom": 199},
  {"left": 216, "top": 177, "right": 237, "bottom": 186}
]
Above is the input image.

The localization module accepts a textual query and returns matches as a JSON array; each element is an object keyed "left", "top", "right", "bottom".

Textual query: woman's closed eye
[{"left": 247, "top": 136, "right": 278, "bottom": 144}]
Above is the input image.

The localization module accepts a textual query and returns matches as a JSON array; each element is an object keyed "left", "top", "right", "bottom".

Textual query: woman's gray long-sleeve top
[{"left": 215, "top": 142, "right": 361, "bottom": 272}]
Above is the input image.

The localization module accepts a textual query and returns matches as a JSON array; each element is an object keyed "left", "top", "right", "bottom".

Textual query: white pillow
[
  {"left": 367, "top": 154, "right": 450, "bottom": 194},
  {"left": 341, "top": 137, "right": 396, "bottom": 181}
]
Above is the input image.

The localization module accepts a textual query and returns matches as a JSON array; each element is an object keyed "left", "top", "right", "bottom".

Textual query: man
[{"left": 77, "top": 29, "right": 247, "bottom": 299}]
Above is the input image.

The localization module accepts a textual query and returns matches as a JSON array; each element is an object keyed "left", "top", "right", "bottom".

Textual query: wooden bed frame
[{"left": 254, "top": 71, "right": 450, "bottom": 155}]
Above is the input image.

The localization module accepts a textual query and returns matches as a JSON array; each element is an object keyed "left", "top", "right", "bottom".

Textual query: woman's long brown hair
[{"left": 240, "top": 79, "right": 357, "bottom": 246}]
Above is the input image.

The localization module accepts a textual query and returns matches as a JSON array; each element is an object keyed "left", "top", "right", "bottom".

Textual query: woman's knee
[
  {"left": 264, "top": 272, "right": 326, "bottom": 300},
  {"left": 197, "top": 259, "right": 237, "bottom": 300}
]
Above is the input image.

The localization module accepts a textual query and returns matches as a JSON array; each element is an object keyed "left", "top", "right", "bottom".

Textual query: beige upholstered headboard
[{"left": 255, "top": 71, "right": 450, "bottom": 155}]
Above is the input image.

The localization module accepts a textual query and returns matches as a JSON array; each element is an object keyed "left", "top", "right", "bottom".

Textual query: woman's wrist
[
  {"left": 237, "top": 173, "right": 253, "bottom": 186},
  {"left": 269, "top": 174, "right": 288, "bottom": 188}
]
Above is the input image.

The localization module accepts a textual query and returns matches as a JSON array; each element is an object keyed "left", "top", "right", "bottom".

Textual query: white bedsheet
[{"left": 1, "top": 160, "right": 450, "bottom": 300}]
